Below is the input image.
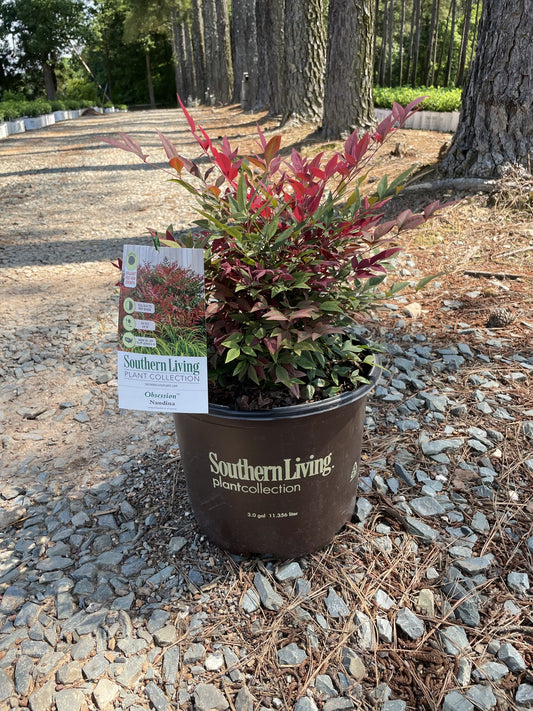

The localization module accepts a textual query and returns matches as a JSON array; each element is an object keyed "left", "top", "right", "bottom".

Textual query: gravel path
[{"left": 0, "top": 110, "right": 532, "bottom": 711}]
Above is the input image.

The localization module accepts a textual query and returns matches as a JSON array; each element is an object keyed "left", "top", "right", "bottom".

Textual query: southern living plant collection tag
[{"left": 117, "top": 245, "right": 208, "bottom": 413}]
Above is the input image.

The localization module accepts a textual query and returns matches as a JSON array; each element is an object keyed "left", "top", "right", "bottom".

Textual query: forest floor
[{"left": 0, "top": 105, "right": 532, "bottom": 711}]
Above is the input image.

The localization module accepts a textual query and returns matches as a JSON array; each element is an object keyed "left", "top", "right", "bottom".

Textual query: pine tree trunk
[
  {"left": 282, "top": 0, "right": 326, "bottom": 124},
  {"left": 202, "top": 0, "right": 217, "bottom": 102},
  {"left": 455, "top": 0, "right": 473, "bottom": 86},
  {"left": 322, "top": 0, "right": 376, "bottom": 139},
  {"left": 145, "top": 49, "right": 156, "bottom": 109},
  {"left": 255, "top": 0, "right": 286, "bottom": 113},
  {"left": 439, "top": 0, "right": 533, "bottom": 178},
  {"left": 445, "top": 0, "right": 457, "bottom": 86},
  {"left": 191, "top": 0, "right": 206, "bottom": 101},
  {"left": 170, "top": 10, "right": 183, "bottom": 99},
  {"left": 410, "top": 0, "right": 422, "bottom": 87},
  {"left": 215, "top": 0, "right": 234, "bottom": 104},
  {"left": 232, "top": 0, "right": 247, "bottom": 102},
  {"left": 377, "top": 0, "right": 388, "bottom": 86},
  {"left": 398, "top": 0, "right": 406, "bottom": 85}
]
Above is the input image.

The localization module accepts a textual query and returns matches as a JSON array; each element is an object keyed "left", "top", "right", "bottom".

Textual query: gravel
[{"left": 1, "top": 110, "right": 532, "bottom": 710}]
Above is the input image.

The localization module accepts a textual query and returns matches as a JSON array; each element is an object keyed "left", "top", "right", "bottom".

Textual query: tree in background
[
  {"left": 0, "top": 0, "right": 89, "bottom": 100},
  {"left": 322, "top": 0, "right": 376, "bottom": 139},
  {"left": 281, "top": 0, "right": 327, "bottom": 124},
  {"left": 254, "top": 0, "right": 285, "bottom": 114},
  {"left": 439, "top": 0, "right": 533, "bottom": 178}
]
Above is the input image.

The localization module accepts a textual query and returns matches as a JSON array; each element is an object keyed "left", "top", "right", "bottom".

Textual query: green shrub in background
[
  {"left": 51, "top": 100, "right": 67, "bottom": 111},
  {"left": 374, "top": 86, "right": 462, "bottom": 112}
]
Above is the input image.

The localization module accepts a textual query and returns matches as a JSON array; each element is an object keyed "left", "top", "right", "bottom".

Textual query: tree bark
[
  {"left": 255, "top": 0, "right": 285, "bottom": 114},
  {"left": 439, "top": 0, "right": 533, "bottom": 178},
  {"left": 321, "top": 0, "right": 376, "bottom": 139},
  {"left": 456, "top": 0, "right": 473, "bottom": 86},
  {"left": 282, "top": 0, "right": 326, "bottom": 124},
  {"left": 202, "top": 0, "right": 217, "bottom": 102},
  {"left": 169, "top": 9, "right": 183, "bottom": 99},
  {"left": 231, "top": 0, "right": 258, "bottom": 107},
  {"left": 215, "top": 0, "right": 234, "bottom": 104},
  {"left": 145, "top": 49, "right": 156, "bottom": 109},
  {"left": 43, "top": 63, "right": 57, "bottom": 101},
  {"left": 191, "top": 0, "right": 206, "bottom": 101}
]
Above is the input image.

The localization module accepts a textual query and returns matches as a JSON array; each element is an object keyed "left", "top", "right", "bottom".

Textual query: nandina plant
[{"left": 103, "top": 98, "right": 446, "bottom": 409}]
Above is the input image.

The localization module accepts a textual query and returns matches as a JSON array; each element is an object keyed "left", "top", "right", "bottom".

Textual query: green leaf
[
  {"left": 385, "top": 280, "right": 410, "bottom": 296},
  {"left": 415, "top": 273, "right": 443, "bottom": 290},
  {"left": 225, "top": 348, "right": 241, "bottom": 363}
]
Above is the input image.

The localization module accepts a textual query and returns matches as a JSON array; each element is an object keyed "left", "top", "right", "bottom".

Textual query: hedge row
[
  {"left": 374, "top": 86, "right": 462, "bottom": 112},
  {"left": 0, "top": 98, "right": 127, "bottom": 121}
]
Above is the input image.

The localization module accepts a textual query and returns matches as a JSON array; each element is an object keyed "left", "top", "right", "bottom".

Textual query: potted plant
[{"left": 102, "top": 98, "right": 446, "bottom": 558}]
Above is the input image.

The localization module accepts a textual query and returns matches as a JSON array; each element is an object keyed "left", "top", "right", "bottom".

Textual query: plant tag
[{"left": 117, "top": 244, "right": 208, "bottom": 413}]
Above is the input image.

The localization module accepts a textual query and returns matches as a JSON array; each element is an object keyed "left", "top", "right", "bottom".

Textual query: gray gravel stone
[
  {"left": 162, "top": 647, "right": 180, "bottom": 684},
  {"left": 497, "top": 642, "right": 526, "bottom": 671},
  {"left": 0, "top": 586, "right": 25, "bottom": 614},
  {"left": 277, "top": 642, "right": 307, "bottom": 666},
  {"left": 193, "top": 683, "right": 229, "bottom": 711},
  {"left": 82, "top": 653, "right": 110, "bottom": 680},
  {"left": 294, "top": 698, "right": 319, "bottom": 711},
  {"left": 443, "top": 691, "right": 474, "bottom": 711},
  {"left": 0, "top": 668, "right": 15, "bottom": 702},
  {"left": 396, "top": 607, "right": 425, "bottom": 639},
  {"left": 28, "top": 679, "right": 55, "bottom": 711},
  {"left": 315, "top": 674, "right": 337, "bottom": 697},
  {"left": 115, "top": 656, "right": 145, "bottom": 687},
  {"left": 382, "top": 702, "right": 407, "bottom": 711},
  {"left": 55, "top": 688, "right": 86, "bottom": 711},
  {"left": 409, "top": 496, "right": 446, "bottom": 516},
  {"left": 353, "top": 610, "right": 374, "bottom": 649},
  {"left": 454, "top": 555, "right": 494, "bottom": 575},
  {"left": 235, "top": 685, "right": 255, "bottom": 711},
  {"left": 275, "top": 562, "right": 303, "bottom": 581},
  {"left": 436, "top": 625, "right": 471, "bottom": 655},
  {"left": 516, "top": 684, "right": 533, "bottom": 708},
  {"left": 507, "top": 572, "right": 530, "bottom": 593},
  {"left": 341, "top": 648, "right": 366, "bottom": 680},
  {"left": 325, "top": 588, "right": 350, "bottom": 617},
  {"left": 183, "top": 643, "right": 206, "bottom": 664},
  {"left": 473, "top": 662, "right": 509, "bottom": 682},
  {"left": 241, "top": 587, "right": 260, "bottom": 613},
  {"left": 254, "top": 572, "right": 283, "bottom": 611},
  {"left": 404, "top": 516, "right": 440, "bottom": 543},
  {"left": 466, "top": 684, "right": 497, "bottom": 710},
  {"left": 153, "top": 624, "right": 177, "bottom": 647}
]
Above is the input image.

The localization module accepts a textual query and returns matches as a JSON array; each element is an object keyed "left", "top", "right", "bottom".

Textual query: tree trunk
[
  {"left": 410, "top": 0, "right": 422, "bottom": 86},
  {"left": 231, "top": 0, "right": 258, "bottom": 107},
  {"left": 322, "top": 0, "right": 376, "bottom": 139},
  {"left": 387, "top": 0, "right": 394, "bottom": 86},
  {"left": 445, "top": 0, "right": 457, "bottom": 86},
  {"left": 145, "top": 49, "right": 156, "bottom": 109},
  {"left": 244, "top": 0, "right": 259, "bottom": 110},
  {"left": 231, "top": 0, "right": 247, "bottom": 102},
  {"left": 377, "top": 0, "right": 388, "bottom": 86},
  {"left": 43, "top": 63, "right": 57, "bottom": 101},
  {"left": 215, "top": 0, "right": 234, "bottom": 104},
  {"left": 282, "top": 0, "right": 326, "bottom": 124},
  {"left": 183, "top": 19, "right": 197, "bottom": 102},
  {"left": 202, "top": 0, "right": 217, "bottom": 102},
  {"left": 456, "top": 0, "right": 473, "bottom": 86},
  {"left": 439, "top": 0, "right": 533, "bottom": 179},
  {"left": 191, "top": 0, "right": 206, "bottom": 100},
  {"left": 424, "top": 0, "right": 440, "bottom": 85},
  {"left": 170, "top": 9, "right": 183, "bottom": 99},
  {"left": 255, "top": 0, "right": 285, "bottom": 114},
  {"left": 397, "top": 0, "right": 406, "bottom": 85}
]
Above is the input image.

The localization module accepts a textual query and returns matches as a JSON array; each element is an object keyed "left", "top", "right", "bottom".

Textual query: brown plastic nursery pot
[{"left": 174, "top": 361, "right": 379, "bottom": 558}]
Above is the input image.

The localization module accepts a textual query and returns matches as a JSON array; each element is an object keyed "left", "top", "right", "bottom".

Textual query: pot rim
[{"left": 202, "top": 355, "right": 381, "bottom": 421}]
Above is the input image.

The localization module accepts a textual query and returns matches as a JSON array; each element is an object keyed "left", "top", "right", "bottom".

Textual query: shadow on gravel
[{"left": 0, "top": 235, "right": 152, "bottom": 267}]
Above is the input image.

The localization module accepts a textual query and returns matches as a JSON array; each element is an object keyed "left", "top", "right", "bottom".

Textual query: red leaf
[
  {"left": 177, "top": 94, "right": 196, "bottom": 133},
  {"left": 264, "top": 135, "right": 281, "bottom": 166},
  {"left": 100, "top": 133, "right": 149, "bottom": 162}
]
